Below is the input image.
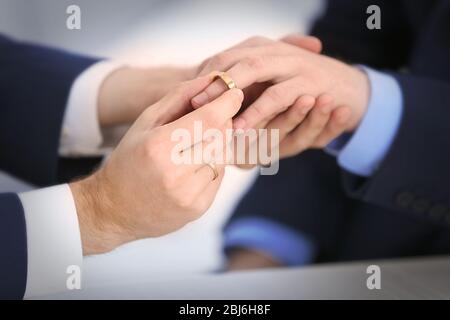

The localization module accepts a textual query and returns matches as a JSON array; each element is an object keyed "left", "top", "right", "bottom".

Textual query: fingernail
[
  {"left": 233, "top": 118, "right": 246, "bottom": 130},
  {"left": 235, "top": 88, "right": 244, "bottom": 99},
  {"left": 192, "top": 92, "right": 209, "bottom": 107}
]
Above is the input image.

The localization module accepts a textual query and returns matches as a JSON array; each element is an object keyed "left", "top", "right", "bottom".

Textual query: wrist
[
  {"left": 69, "top": 172, "right": 131, "bottom": 255},
  {"left": 346, "top": 66, "right": 370, "bottom": 132}
]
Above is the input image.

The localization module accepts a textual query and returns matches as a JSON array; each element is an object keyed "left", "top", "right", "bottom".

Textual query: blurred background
[{"left": 0, "top": 0, "right": 323, "bottom": 288}]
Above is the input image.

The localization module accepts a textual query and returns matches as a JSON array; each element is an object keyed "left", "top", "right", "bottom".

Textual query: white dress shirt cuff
[
  {"left": 326, "top": 67, "right": 404, "bottom": 177},
  {"left": 19, "top": 184, "right": 82, "bottom": 298},
  {"left": 59, "top": 61, "right": 124, "bottom": 157}
]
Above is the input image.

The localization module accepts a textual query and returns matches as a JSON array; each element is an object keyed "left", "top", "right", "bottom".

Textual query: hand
[
  {"left": 196, "top": 35, "right": 323, "bottom": 112},
  {"left": 195, "top": 35, "right": 336, "bottom": 167},
  {"left": 265, "top": 93, "right": 352, "bottom": 160},
  {"left": 227, "top": 248, "right": 282, "bottom": 271},
  {"left": 98, "top": 66, "right": 196, "bottom": 127},
  {"left": 70, "top": 76, "right": 244, "bottom": 255},
  {"left": 192, "top": 36, "right": 370, "bottom": 157}
]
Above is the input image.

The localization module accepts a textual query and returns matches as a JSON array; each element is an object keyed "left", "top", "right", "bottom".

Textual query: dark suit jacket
[
  {"left": 226, "top": 0, "right": 450, "bottom": 263},
  {"left": 0, "top": 35, "right": 101, "bottom": 299}
]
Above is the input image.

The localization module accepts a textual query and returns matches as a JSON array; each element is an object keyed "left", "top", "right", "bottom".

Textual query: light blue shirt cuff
[
  {"left": 326, "top": 67, "right": 404, "bottom": 177},
  {"left": 224, "top": 217, "right": 315, "bottom": 266}
]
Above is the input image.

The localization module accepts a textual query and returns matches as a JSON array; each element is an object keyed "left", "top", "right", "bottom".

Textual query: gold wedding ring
[
  {"left": 205, "top": 162, "right": 219, "bottom": 181},
  {"left": 211, "top": 71, "right": 237, "bottom": 90}
]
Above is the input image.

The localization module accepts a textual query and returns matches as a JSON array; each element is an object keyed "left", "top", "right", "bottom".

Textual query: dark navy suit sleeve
[
  {"left": 342, "top": 74, "right": 450, "bottom": 223},
  {"left": 0, "top": 35, "right": 100, "bottom": 187},
  {"left": 0, "top": 35, "right": 101, "bottom": 299},
  {"left": 0, "top": 193, "right": 27, "bottom": 299}
]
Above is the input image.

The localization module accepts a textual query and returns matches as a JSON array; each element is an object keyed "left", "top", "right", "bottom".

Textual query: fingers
[
  {"left": 173, "top": 163, "right": 224, "bottom": 218},
  {"left": 233, "top": 76, "right": 311, "bottom": 130},
  {"left": 168, "top": 88, "right": 237, "bottom": 174},
  {"left": 313, "top": 106, "right": 351, "bottom": 147},
  {"left": 191, "top": 55, "right": 300, "bottom": 108},
  {"left": 191, "top": 169, "right": 225, "bottom": 218},
  {"left": 226, "top": 35, "right": 275, "bottom": 50},
  {"left": 182, "top": 151, "right": 226, "bottom": 208},
  {"left": 171, "top": 88, "right": 243, "bottom": 141},
  {"left": 195, "top": 162, "right": 225, "bottom": 187},
  {"left": 265, "top": 95, "right": 315, "bottom": 141},
  {"left": 149, "top": 75, "right": 214, "bottom": 126},
  {"left": 231, "top": 96, "right": 315, "bottom": 169},
  {"left": 198, "top": 44, "right": 304, "bottom": 78},
  {"left": 197, "top": 36, "right": 275, "bottom": 76},
  {"left": 280, "top": 94, "right": 333, "bottom": 157},
  {"left": 195, "top": 88, "right": 244, "bottom": 124},
  {"left": 163, "top": 74, "right": 213, "bottom": 106},
  {"left": 280, "top": 34, "right": 323, "bottom": 53}
]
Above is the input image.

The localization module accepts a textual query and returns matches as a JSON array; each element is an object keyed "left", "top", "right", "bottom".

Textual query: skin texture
[
  {"left": 192, "top": 35, "right": 369, "bottom": 165},
  {"left": 226, "top": 248, "right": 282, "bottom": 271},
  {"left": 97, "top": 66, "right": 196, "bottom": 127},
  {"left": 71, "top": 76, "right": 243, "bottom": 255}
]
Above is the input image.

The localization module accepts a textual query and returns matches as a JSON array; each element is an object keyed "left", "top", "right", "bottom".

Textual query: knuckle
[
  {"left": 175, "top": 195, "right": 194, "bottom": 210},
  {"left": 210, "top": 53, "right": 228, "bottom": 69},
  {"left": 199, "top": 58, "right": 210, "bottom": 71},
  {"left": 246, "top": 36, "right": 266, "bottom": 45},
  {"left": 242, "top": 55, "right": 265, "bottom": 70},
  {"left": 143, "top": 138, "right": 160, "bottom": 162},
  {"left": 266, "top": 85, "right": 287, "bottom": 104}
]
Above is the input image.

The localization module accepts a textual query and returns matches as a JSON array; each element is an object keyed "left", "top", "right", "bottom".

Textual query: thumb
[
  {"left": 280, "top": 34, "right": 323, "bottom": 54},
  {"left": 171, "top": 88, "right": 244, "bottom": 132},
  {"left": 150, "top": 75, "right": 213, "bottom": 127}
]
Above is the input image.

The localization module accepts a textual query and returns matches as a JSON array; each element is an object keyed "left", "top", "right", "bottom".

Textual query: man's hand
[
  {"left": 192, "top": 36, "right": 369, "bottom": 162},
  {"left": 97, "top": 66, "right": 195, "bottom": 127},
  {"left": 71, "top": 76, "right": 243, "bottom": 255}
]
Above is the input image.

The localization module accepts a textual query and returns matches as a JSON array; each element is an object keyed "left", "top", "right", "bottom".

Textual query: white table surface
[{"left": 39, "top": 256, "right": 450, "bottom": 300}]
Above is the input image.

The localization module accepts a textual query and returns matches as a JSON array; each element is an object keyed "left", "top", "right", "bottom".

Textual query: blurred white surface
[
  {"left": 41, "top": 256, "right": 450, "bottom": 299},
  {"left": 0, "top": 0, "right": 323, "bottom": 288}
]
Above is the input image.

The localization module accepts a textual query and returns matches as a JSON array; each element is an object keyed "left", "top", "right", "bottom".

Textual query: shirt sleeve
[
  {"left": 223, "top": 217, "right": 316, "bottom": 266},
  {"left": 326, "top": 67, "right": 404, "bottom": 177},
  {"left": 18, "top": 184, "right": 82, "bottom": 298},
  {"left": 59, "top": 61, "right": 124, "bottom": 157}
]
